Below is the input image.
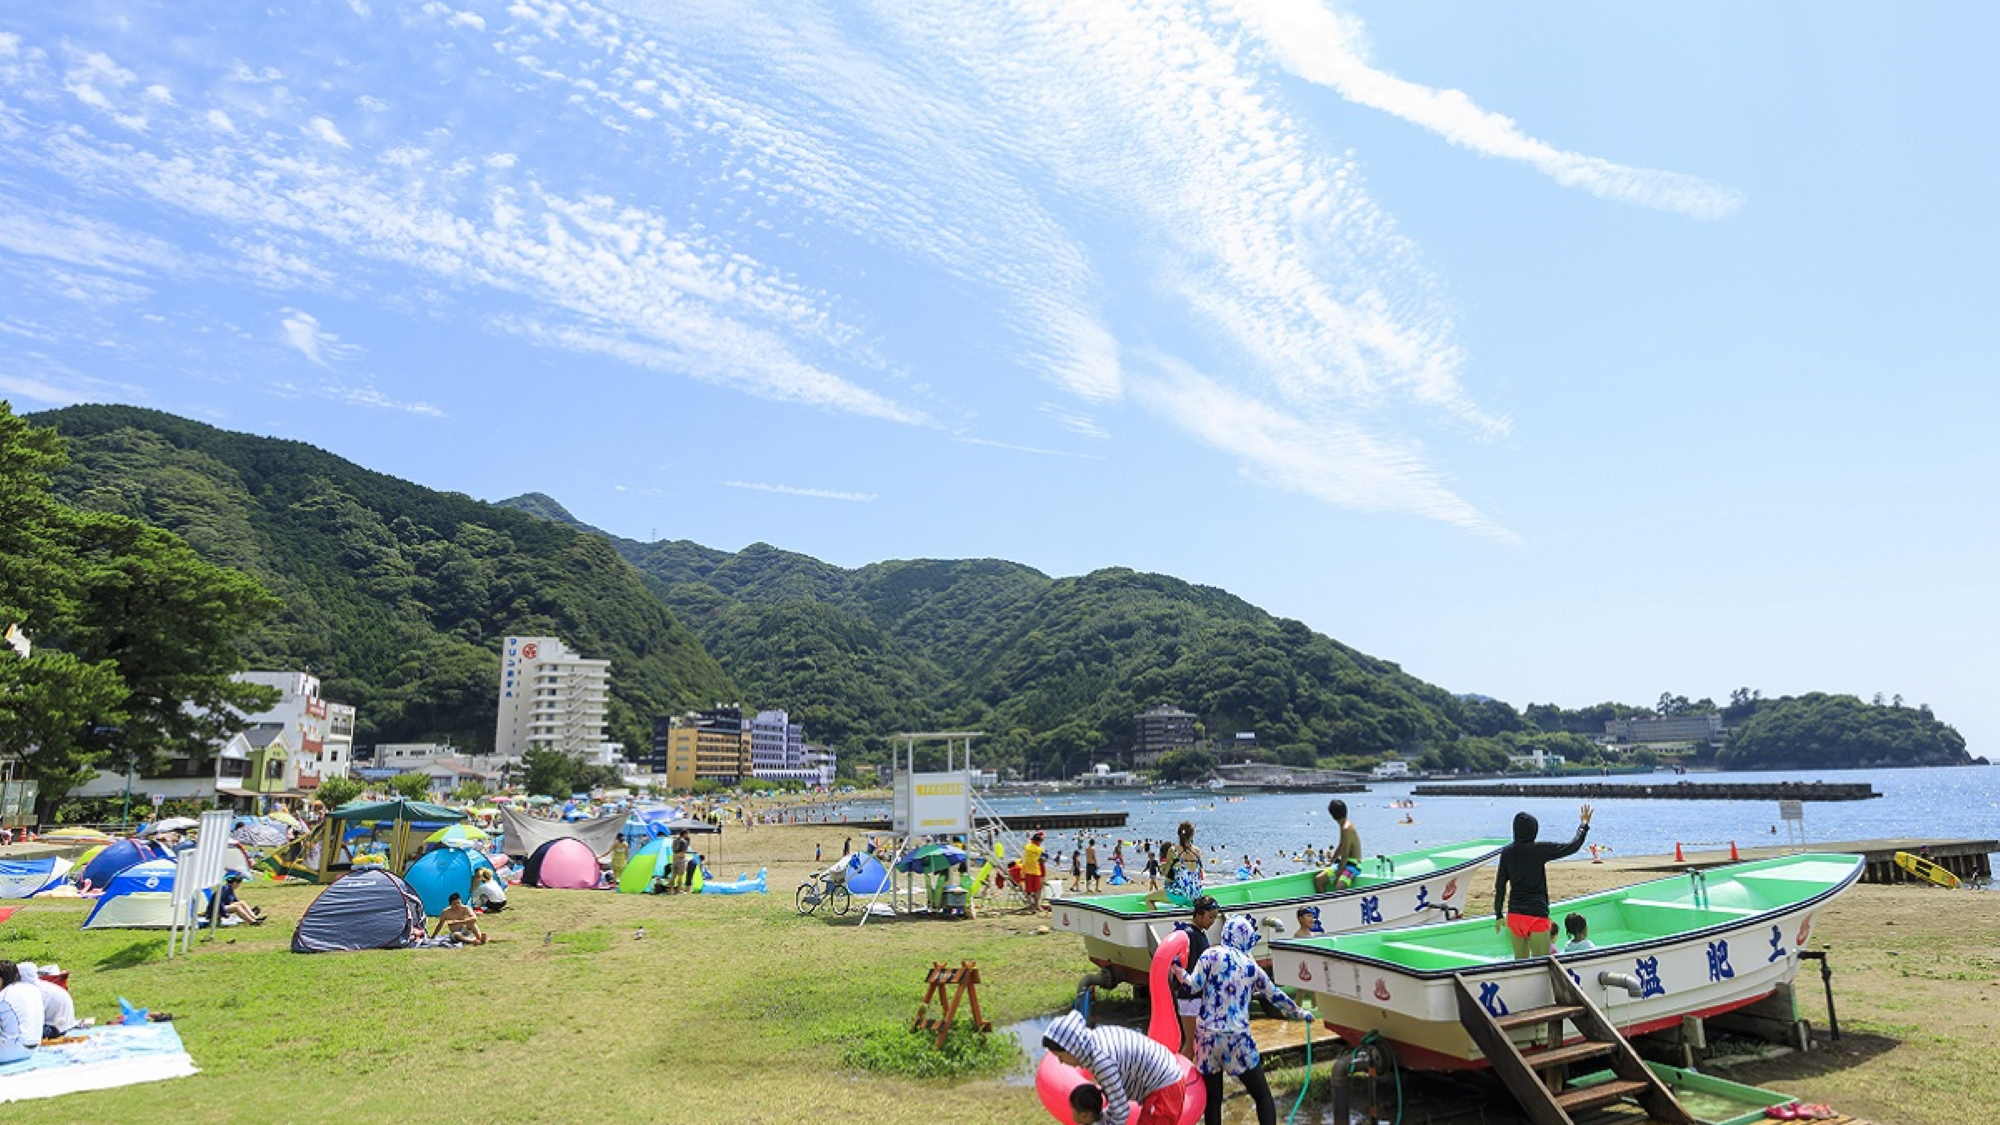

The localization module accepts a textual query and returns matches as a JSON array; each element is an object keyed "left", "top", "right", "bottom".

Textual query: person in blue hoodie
[{"left": 1172, "top": 914, "right": 1314, "bottom": 1125}]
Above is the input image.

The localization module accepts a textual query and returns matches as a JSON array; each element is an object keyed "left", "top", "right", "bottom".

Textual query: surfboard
[{"left": 1893, "top": 851, "right": 1960, "bottom": 888}]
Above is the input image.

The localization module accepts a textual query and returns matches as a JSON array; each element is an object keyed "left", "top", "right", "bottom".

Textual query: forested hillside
[
  {"left": 37, "top": 407, "right": 734, "bottom": 754},
  {"left": 500, "top": 494, "right": 1493, "bottom": 774},
  {"left": 1718, "top": 693, "right": 1971, "bottom": 769}
]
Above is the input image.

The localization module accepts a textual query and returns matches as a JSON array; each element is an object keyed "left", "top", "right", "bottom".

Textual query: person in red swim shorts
[{"left": 1493, "top": 805, "right": 1593, "bottom": 958}]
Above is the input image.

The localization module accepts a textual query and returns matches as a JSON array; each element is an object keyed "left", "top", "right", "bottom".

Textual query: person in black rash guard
[{"left": 1493, "top": 805, "right": 1594, "bottom": 958}]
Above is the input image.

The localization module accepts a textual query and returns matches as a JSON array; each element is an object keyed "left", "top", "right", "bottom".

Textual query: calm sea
[{"left": 842, "top": 766, "right": 2000, "bottom": 870}]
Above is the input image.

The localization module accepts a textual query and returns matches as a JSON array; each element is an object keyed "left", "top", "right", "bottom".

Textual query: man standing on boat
[
  {"left": 1311, "top": 799, "right": 1362, "bottom": 894},
  {"left": 1492, "top": 805, "right": 1594, "bottom": 958}
]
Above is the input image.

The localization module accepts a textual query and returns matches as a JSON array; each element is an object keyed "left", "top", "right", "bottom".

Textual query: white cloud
[
  {"left": 0, "top": 373, "right": 94, "bottom": 406},
  {"left": 335, "top": 386, "right": 443, "bottom": 416},
  {"left": 278, "top": 308, "right": 338, "bottom": 367},
  {"left": 449, "top": 11, "right": 488, "bottom": 31},
  {"left": 953, "top": 435, "right": 1106, "bottom": 462},
  {"left": 355, "top": 94, "right": 388, "bottom": 112},
  {"left": 721, "top": 480, "right": 878, "bottom": 503},
  {"left": 143, "top": 83, "right": 173, "bottom": 103},
  {"left": 205, "top": 108, "right": 236, "bottom": 133},
  {"left": 1037, "top": 402, "right": 1109, "bottom": 440},
  {"left": 1133, "top": 356, "right": 1512, "bottom": 541},
  {"left": 0, "top": 203, "right": 182, "bottom": 275},
  {"left": 0, "top": 33, "right": 20, "bottom": 59},
  {"left": 346, "top": 0, "right": 373, "bottom": 16},
  {"left": 484, "top": 152, "right": 517, "bottom": 168},
  {"left": 1223, "top": 0, "right": 1742, "bottom": 220},
  {"left": 302, "top": 115, "right": 348, "bottom": 147}
]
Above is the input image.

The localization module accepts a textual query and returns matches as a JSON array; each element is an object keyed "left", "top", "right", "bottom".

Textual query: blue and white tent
[
  {"left": 0, "top": 856, "right": 72, "bottom": 899},
  {"left": 82, "top": 858, "right": 201, "bottom": 930}
]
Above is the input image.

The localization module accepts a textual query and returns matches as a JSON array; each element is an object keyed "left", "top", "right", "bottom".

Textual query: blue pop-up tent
[
  {"left": 80, "top": 838, "right": 158, "bottom": 890},
  {"left": 404, "top": 847, "right": 478, "bottom": 917},
  {"left": 839, "top": 852, "right": 891, "bottom": 895},
  {"left": 82, "top": 859, "right": 198, "bottom": 930}
]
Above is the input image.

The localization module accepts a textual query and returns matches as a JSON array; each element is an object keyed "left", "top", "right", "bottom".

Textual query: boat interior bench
[
  {"left": 1377, "top": 940, "right": 1508, "bottom": 968},
  {"left": 1619, "top": 898, "right": 1763, "bottom": 930}
]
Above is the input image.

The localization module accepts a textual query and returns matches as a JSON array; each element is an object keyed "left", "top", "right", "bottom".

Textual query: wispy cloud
[
  {"left": 953, "top": 435, "right": 1107, "bottom": 462},
  {"left": 302, "top": 115, "right": 348, "bottom": 147},
  {"left": 1223, "top": 0, "right": 1742, "bottom": 220},
  {"left": 1037, "top": 402, "right": 1110, "bottom": 441},
  {"left": 721, "top": 479, "right": 878, "bottom": 503},
  {"left": 1134, "top": 356, "right": 1513, "bottom": 542},
  {"left": 278, "top": 308, "right": 338, "bottom": 367}
]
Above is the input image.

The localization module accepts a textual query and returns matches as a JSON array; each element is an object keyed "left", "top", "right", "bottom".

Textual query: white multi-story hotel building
[{"left": 494, "top": 636, "right": 610, "bottom": 760}]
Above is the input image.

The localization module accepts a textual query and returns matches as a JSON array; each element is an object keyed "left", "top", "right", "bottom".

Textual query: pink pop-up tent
[{"left": 523, "top": 837, "right": 601, "bottom": 889}]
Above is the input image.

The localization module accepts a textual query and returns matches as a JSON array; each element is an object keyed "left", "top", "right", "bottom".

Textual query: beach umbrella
[
  {"left": 41, "top": 827, "right": 115, "bottom": 845},
  {"left": 425, "top": 824, "right": 490, "bottom": 847},
  {"left": 268, "top": 810, "right": 305, "bottom": 829},
  {"left": 145, "top": 817, "right": 199, "bottom": 835},
  {"left": 895, "top": 843, "right": 968, "bottom": 875}
]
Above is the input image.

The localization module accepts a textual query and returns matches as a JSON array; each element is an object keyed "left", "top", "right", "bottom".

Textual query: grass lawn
[
  {"left": 5, "top": 826, "right": 1995, "bottom": 1124},
  {"left": 3, "top": 828, "right": 1089, "bottom": 1125}
]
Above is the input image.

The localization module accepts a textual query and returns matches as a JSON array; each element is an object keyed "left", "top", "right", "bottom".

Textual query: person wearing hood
[
  {"left": 0, "top": 960, "right": 44, "bottom": 1053},
  {"left": 1040, "top": 1010, "right": 1197, "bottom": 1125},
  {"left": 1171, "top": 914, "right": 1313, "bottom": 1125},
  {"left": 1493, "top": 805, "right": 1594, "bottom": 958}
]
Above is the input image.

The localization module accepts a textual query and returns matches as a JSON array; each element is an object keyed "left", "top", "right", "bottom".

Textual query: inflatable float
[
  {"left": 700, "top": 868, "right": 767, "bottom": 895},
  {"left": 1894, "top": 850, "right": 1960, "bottom": 889},
  {"left": 1034, "top": 929, "right": 1205, "bottom": 1125}
]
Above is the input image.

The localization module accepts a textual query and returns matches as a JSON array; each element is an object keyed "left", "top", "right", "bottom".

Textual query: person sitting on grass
[
  {"left": 1043, "top": 1010, "right": 1198, "bottom": 1125},
  {"left": 0, "top": 961, "right": 44, "bottom": 1053},
  {"left": 216, "top": 872, "right": 264, "bottom": 926},
  {"left": 432, "top": 893, "right": 488, "bottom": 945},
  {"left": 472, "top": 868, "right": 508, "bottom": 913},
  {"left": 1562, "top": 912, "right": 1595, "bottom": 952}
]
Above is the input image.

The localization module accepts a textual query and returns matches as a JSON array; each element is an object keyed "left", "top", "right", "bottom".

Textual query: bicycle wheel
[
  {"left": 795, "top": 884, "right": 819, "bottom": 915},
  {"left": 830, "top": 885, "right": 852, "bottom": 916}
]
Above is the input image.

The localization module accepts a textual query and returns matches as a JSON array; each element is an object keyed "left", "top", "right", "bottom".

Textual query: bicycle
[{"left": 795, "top": 868, "right": 851, "bottom": 916}]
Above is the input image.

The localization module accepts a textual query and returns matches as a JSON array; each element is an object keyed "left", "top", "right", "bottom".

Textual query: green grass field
[{"left": 2, "top": 869, "right": 1085, "bottom": 1124}]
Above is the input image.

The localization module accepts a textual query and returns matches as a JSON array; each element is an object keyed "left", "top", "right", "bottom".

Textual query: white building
[
  {"left": 232, "top": 671, "right": 330, "bottom": 790},
  {"left": 1507, "top": 746, "right": 1567, "bottom": 772},
  {"left": 1371, "top": 760, "right": 1412, "bottom": 778},
  {"left": 494, "top": 635, "right": 610, "bottom": 760},
  {"left": 321, "top": 702, "right": 356, "bottom": 779},
  {"left": 72, "top": 730, "right": 256, "bottom": 803},
  {"left": 749, "top": 709, "right": 810, "bottom": 780}
]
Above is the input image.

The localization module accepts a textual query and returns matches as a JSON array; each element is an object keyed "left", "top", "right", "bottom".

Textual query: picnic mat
[{"left": 0, "top": 1021, "right": 198, "bottom": 1103}]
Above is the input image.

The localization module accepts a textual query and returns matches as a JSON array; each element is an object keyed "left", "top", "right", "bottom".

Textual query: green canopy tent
[{"left": 299, "top": 799, "right": 468, "bottom": 879}]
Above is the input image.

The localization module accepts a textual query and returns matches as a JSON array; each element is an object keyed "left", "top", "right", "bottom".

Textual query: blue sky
[{"left": 2, "top": 2, "right": 1994, "bottom": 754}]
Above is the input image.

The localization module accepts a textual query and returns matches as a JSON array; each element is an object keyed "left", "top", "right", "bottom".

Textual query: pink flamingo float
[{"left": 1034, "top": 928, "right": 1206, "bottom": 1125}]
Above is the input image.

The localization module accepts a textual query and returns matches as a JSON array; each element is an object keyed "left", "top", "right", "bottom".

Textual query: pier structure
[{"left": 1413, "top": 780, "right": 1881, "bottom": 802}]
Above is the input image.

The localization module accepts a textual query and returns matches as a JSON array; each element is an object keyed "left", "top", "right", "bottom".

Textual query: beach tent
[
  {"left": 0, "top": 857, "right": 72, "bottom": 899},
  {"left": 82, "top": 859, "right": 198, "bottom": 930},
  {"left": 498, "top": 807, "right": 624, "bottom": 861},
  {"left": 291, "top": 868, "right": 425, "bottom": 954},
  {"left": 524, "top": 838, "right": 601, "bottom": 889},
  {"left": 618, "top": 839, "right": 671, "bottom": 894},
  {"left": 79, "top": 838, "right": 158, "bottom": 890},
  {"left": 839, "top": 853, "right": 891, "bottom": 895},
  {"left": 404, "top": 847, "right": 479, "bottom": 917}
]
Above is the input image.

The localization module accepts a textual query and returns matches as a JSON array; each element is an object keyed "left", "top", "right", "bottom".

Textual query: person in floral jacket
[{"left": 1172, "top": 914, "right": 1314, "bottom": 1125}]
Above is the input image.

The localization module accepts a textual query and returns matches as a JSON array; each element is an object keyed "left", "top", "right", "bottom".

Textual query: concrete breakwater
[{"left": 1413, "top": 779, "right": 1881, "bottom": 801}]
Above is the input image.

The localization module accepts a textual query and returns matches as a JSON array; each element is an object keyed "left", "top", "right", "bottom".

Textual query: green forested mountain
[
  {"left": 1717, "top": 693, "right": 1972, "bottom": 769},
  {"left": 35, "top": 407, "right": 734, "bottom": 754},
  {"left": 499, "top": 493, "right": 1491, "bottom": 774}
]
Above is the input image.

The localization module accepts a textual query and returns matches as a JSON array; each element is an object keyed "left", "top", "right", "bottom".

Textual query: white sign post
[
  {"left": 1778, "top": 799, "right": 1805, "bottom": 848},
  {"left": 168, "top": 809, "right": 235, "bottom": 957}
]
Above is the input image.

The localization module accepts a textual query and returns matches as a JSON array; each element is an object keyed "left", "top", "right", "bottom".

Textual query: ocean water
[{"left": 953, "top": 766, "right": 2000, "bottom": 871}]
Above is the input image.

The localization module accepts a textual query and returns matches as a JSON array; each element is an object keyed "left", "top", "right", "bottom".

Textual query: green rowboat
[
  {"left": 1051, "top": 838, "right": 1508, "bottom": 983},
  {"left": 1268, "top": 852, "right": 1864, "bottom": 1069}
]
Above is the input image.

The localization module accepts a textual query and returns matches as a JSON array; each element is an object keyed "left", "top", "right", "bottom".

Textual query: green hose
[{"left": 1284, "top": 1014, "right": 1314, "bottom": 1124}]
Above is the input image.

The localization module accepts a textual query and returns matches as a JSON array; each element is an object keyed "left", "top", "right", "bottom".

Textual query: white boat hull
[
  {"left": 1273, "top": 904, "right": 1827, "bottom": 1069},
  {"left": 1056, "top": 870, "right": 1476, "bottom": 981}
]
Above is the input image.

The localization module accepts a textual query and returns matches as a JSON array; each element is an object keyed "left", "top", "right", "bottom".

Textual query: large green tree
[{"left": 1, "top": 402, "right": 280, "bottom": 812}]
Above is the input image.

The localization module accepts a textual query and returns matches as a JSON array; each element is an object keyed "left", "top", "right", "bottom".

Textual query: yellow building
[{"left": 662, "top": 713, "right": 751, "bottom": 789}]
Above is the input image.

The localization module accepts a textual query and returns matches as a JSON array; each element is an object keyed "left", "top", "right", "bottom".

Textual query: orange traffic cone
[
  {"left": 1674, "top": 841, "right": 1685, "bottom": 863},
  {"left": 1729, "top": 841, "right": 1741, "bottom": 862}
]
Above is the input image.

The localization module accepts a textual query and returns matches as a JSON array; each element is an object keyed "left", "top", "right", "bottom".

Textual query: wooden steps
[
  {"left": 1495, "top": 1004, "right": 1584, "bottom": 1030},
  {"left": 1453, "top": 958, "right": 1696, "bottom": 1125}
]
